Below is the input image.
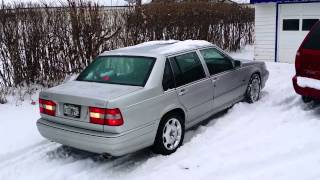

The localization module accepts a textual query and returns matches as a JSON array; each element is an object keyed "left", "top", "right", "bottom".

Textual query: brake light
[
  {"left": 39, "top": 98, "right": 56, "bottom": 116},
  {"left": 89, "top": 107, "right": 106, "bottom": 125},
  {"left": 295, "top": 50, "right": 302, "bottom": 75},
  {"left": 89, "top": 107, "right": 124, "bottom": 126}
]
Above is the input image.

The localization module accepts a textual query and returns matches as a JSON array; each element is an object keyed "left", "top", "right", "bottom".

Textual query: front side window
[
  {"left": 77, "top": 56, "right": 155, "bottom": 86},
  {"left": 200, "top": 48, "right": 234, "bottom": 75},
  {"left": 170, "top": 52, "right": 206, "bottom": 87}
]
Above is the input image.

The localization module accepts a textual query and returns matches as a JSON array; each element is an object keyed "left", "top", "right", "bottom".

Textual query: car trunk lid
[{"left": 40, "top": 80, "right": 142, "bottom": 131}]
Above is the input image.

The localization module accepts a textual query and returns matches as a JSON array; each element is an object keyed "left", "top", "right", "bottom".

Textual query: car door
[
  {"left": 199, "top": 48, "right": 246, "bottom": 110},
  {"left": 169, "top": 51, "right": 213, "bottom": 124}
]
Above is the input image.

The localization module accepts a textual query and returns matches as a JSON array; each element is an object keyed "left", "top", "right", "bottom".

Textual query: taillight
[
  {"left": 89, "top": 107, "right": 124, "bottom": 126},
  {"left": 89, "top": 107, "right": 106, "bottom": 125},
  {"left": 295, "top": 50, "right": 302, "bottom": 75},
  {"left": 39, "top": 98, "right": 56, "bottom": 116}
]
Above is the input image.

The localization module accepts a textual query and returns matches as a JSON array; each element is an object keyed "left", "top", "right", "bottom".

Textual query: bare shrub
[
  {"left": 0, "top": 86, "right": 8, "bottom": 104},
  {"left": 0, "top": 1, "right": 254, "bottom": 101},
  {"left": 0, "top": 1, "right": 124, "bottom": 89},
  {"left": 124, "top": 2, "right": 254, "bottom": 51}
]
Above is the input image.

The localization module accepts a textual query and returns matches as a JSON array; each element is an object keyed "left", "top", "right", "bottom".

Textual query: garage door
[{"left": 278, "top": 3, "right": 320, "bottom": 63}]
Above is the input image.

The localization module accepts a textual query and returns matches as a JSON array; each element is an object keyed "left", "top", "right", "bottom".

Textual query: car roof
[{"left": 100, "top": 40, "right": 215, "bottom": 58}]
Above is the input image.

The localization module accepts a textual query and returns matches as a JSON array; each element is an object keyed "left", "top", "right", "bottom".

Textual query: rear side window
[
  {"left": 303, "top": 22, "right": 320, "bottom": 50},
  {"left": 77, "top": 56, "right": 155, "bottom": 86},
  {"left": 200, "top": 48, "right": 234, "bottom": 75},
  {"left": 170, "top": 52, "right": 206, "bottom": 87},
  {"left": 162, "top": 60, "right": 175, "bottom": 91}
]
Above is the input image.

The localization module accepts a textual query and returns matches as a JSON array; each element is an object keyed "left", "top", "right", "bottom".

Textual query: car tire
[
  {"left": 245, "top": 73, "right": 261, "bottom": 103},
  {"left": 302, "top": 96, "right": 312, "bottom": 103},
  {"left": 152, "top": 114, "right": 185, "bottom": 155}
]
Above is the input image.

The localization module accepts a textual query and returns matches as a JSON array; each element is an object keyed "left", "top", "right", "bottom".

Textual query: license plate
[{"left": 63, "top": 104, "right": 81, "bottom": 118}]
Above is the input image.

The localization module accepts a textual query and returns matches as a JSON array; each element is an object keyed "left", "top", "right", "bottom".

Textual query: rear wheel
[
  {"left": 302, "top": 96, "right": 312, "bottom": 103},
  {"left": 152, "top": 114, "right": 185, "bottom": 155},
  {"left": 245, "top": 73, "right": 261, "bottom": 103}
]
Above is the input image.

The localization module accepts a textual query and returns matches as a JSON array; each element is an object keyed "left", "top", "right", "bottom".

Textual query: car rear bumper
[
  {"left": 37, "top": 118, "right": 156, "bottom": 156},
  {"left": 292, "top": 75, "right": 320, "bottom": 100}
]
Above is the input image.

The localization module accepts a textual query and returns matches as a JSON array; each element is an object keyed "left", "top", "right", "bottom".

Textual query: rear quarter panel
[
  {"left": 240, "top": 60, "right": 269, "bottom": 88},
  {"left": 105, "top": 56, "right": 186, "bottom": 135}
]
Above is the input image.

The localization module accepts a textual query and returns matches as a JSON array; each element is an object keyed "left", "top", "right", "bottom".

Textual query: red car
[{"left": 293, "top": 21, "right": 320, "bottom": 102}]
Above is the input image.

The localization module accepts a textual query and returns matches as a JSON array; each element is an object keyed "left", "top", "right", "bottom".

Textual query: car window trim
[
  {"left": 173, "top": 76, "right": 211, "bottom": 89},
  {"left": 167, "top": 51, "right": 209, "bottom": 88},
  {"left": 77, "top": 55, "right": 156, "bottom": 87},
  {"left": 197, "top": 47, "right": 236, "bottom": 76},
  {"left": 209, "top": 68, "right": 236, "bottom": 78},
  {"left": 198, "top": 46, "right": 235, "bottom": 66},
  {"left": 162, "top": 59, "right": 176, "bottom": 92}
]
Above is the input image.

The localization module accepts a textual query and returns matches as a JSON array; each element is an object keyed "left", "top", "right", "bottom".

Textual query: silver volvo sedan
[{"left": 37, "top": 40, "right": 269, "bottom": 156}]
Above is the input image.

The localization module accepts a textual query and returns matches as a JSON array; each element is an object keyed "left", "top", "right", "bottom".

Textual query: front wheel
[
  {"left": 245, "top": 74, "right": 261, "bottom": 103},
  {"left": 152, "top": 114, "right": 185, "bottom": 155}
]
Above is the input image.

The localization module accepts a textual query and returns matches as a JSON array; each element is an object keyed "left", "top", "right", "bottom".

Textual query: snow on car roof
[
  {"left": 102, "top": 40, "right": 213, "bottom": 56},
  {"left": 154, "top": 40, "right": 213, "bottom": 54}
]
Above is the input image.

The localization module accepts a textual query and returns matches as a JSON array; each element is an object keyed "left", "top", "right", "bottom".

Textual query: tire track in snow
[
  {"left": 0, "top": 141, "right": 58, "bottom": 170},
  {"left": 2, "top": 62, "right": 320, "bottom": 180},
  {"left": 202, "top": 143, "right": 320, "bottom": 180},
  {"left": 0, "top": 139, "right": 155, "bottom": 180}
]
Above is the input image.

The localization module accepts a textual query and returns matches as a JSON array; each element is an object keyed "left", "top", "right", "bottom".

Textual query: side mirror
[{"left": 234, "top": 60, "right": 242, "bottom": 68}]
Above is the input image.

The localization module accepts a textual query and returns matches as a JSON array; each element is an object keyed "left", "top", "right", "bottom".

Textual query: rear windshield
[
  {"left": 77, "top": 56, "right": 156, "bottom": 86},
  {"left": 303, "top": 21, "right": 320, "bottom": 50}
]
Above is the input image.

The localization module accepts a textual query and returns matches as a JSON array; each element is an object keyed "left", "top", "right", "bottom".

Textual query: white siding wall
[{"left": 254, "top": 3, "right": 276, "bottom": 62}]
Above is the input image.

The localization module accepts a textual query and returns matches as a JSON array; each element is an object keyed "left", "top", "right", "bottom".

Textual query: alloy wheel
[{"left": 162, "top": 118, "right": 182, "bottom": 151}]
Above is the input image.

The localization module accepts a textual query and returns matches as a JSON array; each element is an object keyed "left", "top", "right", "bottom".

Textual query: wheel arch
[
  {"left": 252, "top": 71, "right": 261, "bottom": 78},
  {"left": 161, "top": 108, "right": 186, "bottom": 124},
  {"left": 245, "top": 70, "right": 262, "bottom": 103},
  {"left": 251, "top": 71, "right": 262, "bottom": 87},
  {"left": 152, "top": 107, "right": 186, "bottom": 155}
]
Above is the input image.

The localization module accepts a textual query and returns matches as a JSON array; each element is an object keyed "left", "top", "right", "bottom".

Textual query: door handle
[{"left": 178, "top": 89, "right": 188, "bottom": 96}]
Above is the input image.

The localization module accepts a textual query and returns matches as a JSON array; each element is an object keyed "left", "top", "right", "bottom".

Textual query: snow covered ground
[{"left": 1, "top": 46, "right": 320, "bottom": 180}]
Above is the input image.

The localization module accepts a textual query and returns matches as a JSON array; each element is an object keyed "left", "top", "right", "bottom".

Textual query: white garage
[{"left": 252, "top": 0, "right": 320, "bottom": 63}]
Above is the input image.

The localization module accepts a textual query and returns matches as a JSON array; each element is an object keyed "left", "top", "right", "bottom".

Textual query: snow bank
[
  {"left": 1, "top": 46, "right": 320, "bottom": 180},
  {"left": 0, "top": 93, "right": 42, "bottom": 157},
  {"left": 297, "top": 76, "right": 320, "bottom": 90}
]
